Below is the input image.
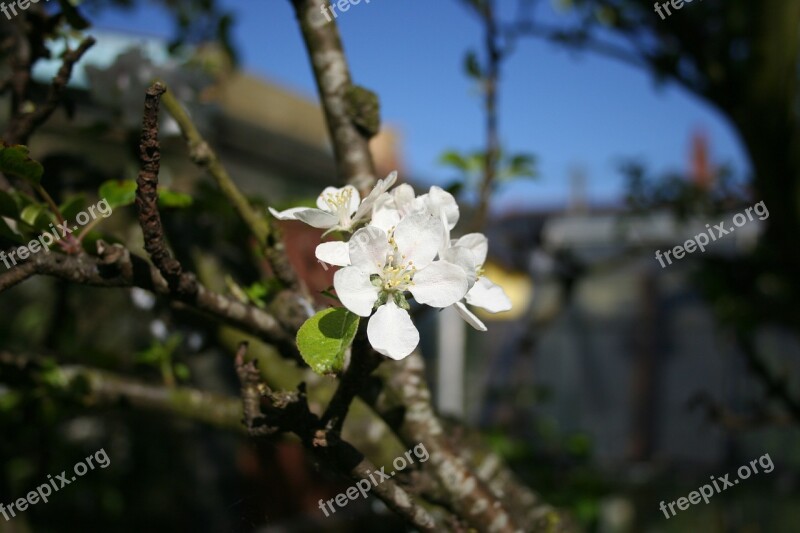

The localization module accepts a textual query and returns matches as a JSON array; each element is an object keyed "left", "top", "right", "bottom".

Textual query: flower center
[
  {"left": 323, "top": 188, "right": 354, "bottom": 228},
  {"left": 381, "top": 262, "right": 416, "bottom": 292}
]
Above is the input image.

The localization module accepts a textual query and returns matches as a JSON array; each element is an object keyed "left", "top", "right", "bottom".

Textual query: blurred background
[{"left": 1, "top": 0, "right": 799, "bottom": 531}]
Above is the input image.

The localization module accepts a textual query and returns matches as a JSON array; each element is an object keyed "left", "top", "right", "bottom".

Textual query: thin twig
[
  {"left": 4, "top": 36, "right": 96, "bottom": 144},
  {"left": 135, "top": 82, "right": 198, "bottom": 298},
  {"left": 159, "top": 87, "right": 299, "bottom": 287},
  {"left": 466, "top": 0, "right": 503, "bottom": 232}
]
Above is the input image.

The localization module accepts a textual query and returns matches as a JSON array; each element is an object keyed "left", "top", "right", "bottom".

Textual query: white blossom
[
  {"left": 269, "top": 171, "right": 397, "bottom": 235},
  {"left": 334, "top": 213, "right": 468, "bottom": 359},
  {"left": 275, "top": 170, "right": 511, "bottom": 360},
  {"left": 443, "top": 233, "right": 512, "bottom": 331}
]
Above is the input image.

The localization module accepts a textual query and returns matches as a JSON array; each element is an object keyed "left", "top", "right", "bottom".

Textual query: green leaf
[
  {"left": 0, "top": 217, "right": 23, "bottom": 244},
  {"left": 12, "top": 191, "right": 37, "bottom": 210},
  {"left": 439, "top": 150, "right": 469, "bottom": 171},
  {"left": 393, "top": 292, "right": 410, "bottom": 310},
  {"left": 296, "top": 308, "right": 360, "bottom": 376},
  {"left": 504, "top": 153, "right": 537, "bottom": 179},
  {"left": 99, "top": 180, "right": 137, "bottom": 209},
  {"left": 98, "top": 180, "right": 193, "bottom": 209},
  {"left": 173, "top": 363, "right": 191, "bottom": 382},
  {"left": 19, "top": 204, "right": 53, "bottom": 231},
  {"left": 464, "top": 50, "right": 483, "bottom": 79},
  {"left": 0, "top": 144, "right": 43, "bottom": 185},
  {"left": 158, "top": 189, "right": 193, "bottom": 208},
  {"left": 59, "top": 195, "right": 86, "bottom": 222},
  {"left": 0, "top": 189, "right": 18, "bottom": 219},
  {"left": 443, "top": 181, "right": 463, "bottom": 196}
]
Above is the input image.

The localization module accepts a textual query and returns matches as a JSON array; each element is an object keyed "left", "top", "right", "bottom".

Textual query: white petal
[
  {"left": 454, "top": 233, "right": 488, "bottom": 265},
  {"left": 465, "top": 276, "right": 512, "bottom": 313},
  {"left": 344, "top": 185, "right": 361, "bottom": 214},
  {"left": 392, "top": 184, "right": 417, "bottom": 215},
  {"left": 426, "top": 186, "right": 460, "bottom": 229},
  {"left": 333, "top": 267, "right": 380, "bottom": 317},
  {"left": 393, "top": 213, "right": 444, "bottom": 269},
  {"left": 349, "top": 226, "right": 390, "bottom": 274},
  {"left": 316, "top": 187, "right": 339, "bottom": 211},
  {"left": 315, "top": 241, "right": 350, "bottom": 267},
  {"left": 367, "top": 300, "right": 419, "bottom": 360},
  {"left": 294, "top": 209, "right": 339, "bottom": 229},
  {"left": 371, "top": 194, "right": 401, "bottom": 233},
  {"left": 268, "top": 206, "right": 314, "bottom": 221},
  {"left": 353, "top": 171, "right": 398, "bottom": 222},
  {"left": 441, "top": 247, "right": 478, "bottom": 287},
  {"left": 455, "top": 301, "right": 487, "bottom": 331},
  {"left": 409, "top": 261, "right": 468, "bottom": 307}
]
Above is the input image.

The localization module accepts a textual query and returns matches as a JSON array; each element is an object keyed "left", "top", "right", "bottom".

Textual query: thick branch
[
  {"left": 372, "top": 352, "right": 522, "bottom": 533},
  {"left": 288, "top": 0, "right": 377, "bottom": 193},
  {"left": 234, "top": 349, "right": 438, "bottom": 531},
  {"left": 0, "top": 352, "right": 245, "bottom": 432},
  {"left": 0, "top": 243, "right": 299, "bottom": 358}
]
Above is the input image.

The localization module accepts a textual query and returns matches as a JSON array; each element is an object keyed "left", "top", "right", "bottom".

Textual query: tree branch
[
  {"left": 135, "top": 82, "right": 199, "bottom": 298},
  {"left": 234, "top": 346, "right": 439, "bottom": 531},
  {"left": 0, "top": 351, "right": 245, "bottom": 432},
  {"left": 288, "top": 0, "right": 378, "bottom": 193},
  {"left": 0, "top": 243, "right": 299, "bottom": 359},
  {"left": 4, "top": 36, "right": 96, "bottom": 145},
  {"left": 371, "top": 352, "right": 524, "bottom": 532},
  {"left": 158, "top": 87, "right": 299, "bottom": 288}
]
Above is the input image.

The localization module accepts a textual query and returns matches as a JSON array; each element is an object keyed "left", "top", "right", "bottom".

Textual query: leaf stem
[{"left": 34, "top": 183, "right": 65, "bottom": 224}]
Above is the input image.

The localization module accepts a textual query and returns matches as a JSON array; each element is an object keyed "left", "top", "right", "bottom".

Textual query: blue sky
[{"left": 91, "top": 0, "right": 750, "bottom": 212}]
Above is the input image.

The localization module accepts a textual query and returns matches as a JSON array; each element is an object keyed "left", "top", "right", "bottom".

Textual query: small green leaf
[
  {"left": 0, "top": 144, "right": 43, "bottom": 185},
  {"left": 375, "top": 291, "right": 388, "bottom": 307},
  {"left": 19, "top": 204, "right": 53, "bottom": 231},
  {"left": 99, "top": 180, "right": 137, "bottom": 209},
  {"left": 504, "top": 153, "right": 537, "bottom": 179},
  {"left": 439, "top": 150, "right": 469, "bottom": 171},
  {"left": 296, "top": 308, "right": 360, "bottom": 376},
  {"left": 59, "top": 195, "right": 86, "bottom": 222},
  {"left": 464, "top": 50, "right": 483, "bottom": 79},
  {"left": 158, "top": 189, "right": 193, "bottom": 208},
  {"left": 393, "top": 292, "right": 410, "bottom": 310},
  {"left": 443, "top": 181, "right": 463, "bottom": 196},
  {"left": 0, "top": 189, "right": 18, "bottom": 219},
  {"left": 0, "top": 217, "right": 23, "bottom": 244},
  {"left": 173, "top": 363, "right": 191, "bottom": 382}
]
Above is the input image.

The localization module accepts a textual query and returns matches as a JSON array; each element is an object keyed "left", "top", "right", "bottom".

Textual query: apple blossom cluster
[{"left": 269, "top": 171, "right": 512, "bottom": 360}]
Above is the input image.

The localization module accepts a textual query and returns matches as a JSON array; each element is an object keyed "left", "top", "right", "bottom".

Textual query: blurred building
[{"left": 463, "top": 185, "right": 800, "bottom": 478}]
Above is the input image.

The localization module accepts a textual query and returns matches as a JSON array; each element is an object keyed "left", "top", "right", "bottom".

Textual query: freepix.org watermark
[
  {"left": 0, "top": 448, "right": 111, "bottom": 522},
  {"left": 654, "top": 201, "right": 769, "bottom": 268},
  {"left": 318, "top": 443, "right": 429, "bottom": 517},
  {"left": 653, "top": 0, "right": 700, "bottom": 20},
  {"left": 319, "top": 0, "right": 373, "bottom": 23},
  {"left": 0, "top": 198, "right": 113, "bottom": 270},
  {"left": 1, "top": 0, "right": 51, "bottom": 21},
  {"left": 659, "top": 453, "right": 773, "bottom": 519}
]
